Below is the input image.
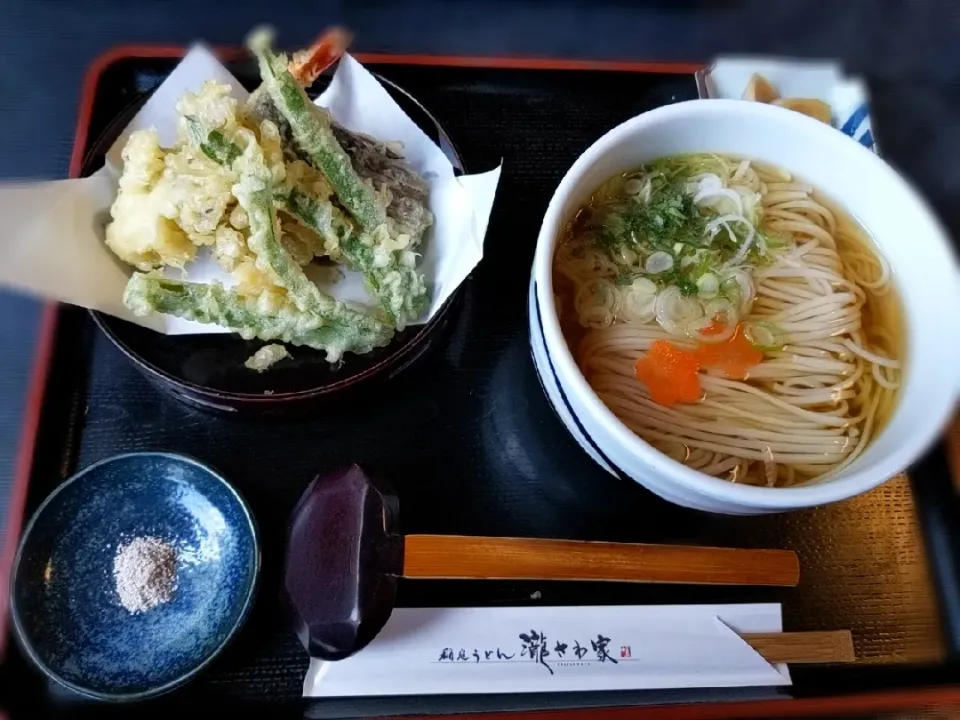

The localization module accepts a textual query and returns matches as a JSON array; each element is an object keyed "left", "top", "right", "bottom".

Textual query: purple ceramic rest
[{"left": 283, "top": 465, "right": 800, "bottom": 661}]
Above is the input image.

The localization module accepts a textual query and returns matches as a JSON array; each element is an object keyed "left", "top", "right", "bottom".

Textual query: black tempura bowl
[{"left": 86, "top": 65, "right": 465, "bottom": 414}]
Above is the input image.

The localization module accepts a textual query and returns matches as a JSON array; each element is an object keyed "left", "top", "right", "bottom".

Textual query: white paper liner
[{"left": 0, "top": 44, "right": 502, "bottom": 335}]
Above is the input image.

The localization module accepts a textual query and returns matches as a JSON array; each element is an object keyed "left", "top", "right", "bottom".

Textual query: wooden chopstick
[
  {"left": 403, "top": 535, "right": 800, "bottom": 587},
  {"left": 742, "top": 631, "right": 855, "bottom": 664}
]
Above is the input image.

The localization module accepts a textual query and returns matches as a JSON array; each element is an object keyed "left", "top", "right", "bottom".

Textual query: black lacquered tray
[{"left": 3, "top": 49, "right": 960, "bottom": 720}]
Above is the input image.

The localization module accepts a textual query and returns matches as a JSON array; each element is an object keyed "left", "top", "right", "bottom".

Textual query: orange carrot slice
[
  {"left": 695, "top": 325, "right": 764, "bottom": 379},
  {"left": 634, "top": 340, "right": 703, "bottom": 407},
  {"left": 699, "top": 316, "right": 729, "bottom": 337}
]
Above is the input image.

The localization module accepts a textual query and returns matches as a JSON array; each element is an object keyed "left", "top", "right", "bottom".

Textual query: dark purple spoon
[
  {"left": 284, "top": 465, "right": 402, "bottom": 660},
  {"left": 283, "top": 466, "right": 800, "bottom": 661}
]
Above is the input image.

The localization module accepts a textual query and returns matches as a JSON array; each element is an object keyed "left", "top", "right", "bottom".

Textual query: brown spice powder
[{"left": 112, "top": 536, "right": 178, "bottom": 614}]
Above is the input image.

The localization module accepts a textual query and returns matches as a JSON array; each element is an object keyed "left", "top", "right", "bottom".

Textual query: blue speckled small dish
[{"left": 10, "top": 452, "right": 260, "bottom": 701}]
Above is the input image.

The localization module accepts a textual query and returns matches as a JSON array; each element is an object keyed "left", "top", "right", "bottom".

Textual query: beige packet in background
[{"left": 697, "top": 57, "right": 878, "bottom": 153}]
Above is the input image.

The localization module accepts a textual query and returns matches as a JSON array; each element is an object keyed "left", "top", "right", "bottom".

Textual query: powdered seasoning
[{"left": 112, "top": 536, "right": 178, "bottom": 614}]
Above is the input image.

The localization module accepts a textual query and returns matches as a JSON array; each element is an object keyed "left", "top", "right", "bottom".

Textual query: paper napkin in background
[
  {"left": 698, "top": 57, "right": 878, "bottom": 154},
  {"left": 0, "top": 45, "right": 502, "bottom": 335},
  {"left": 303, "top": 604, "right": 790, "bottom": 697}
]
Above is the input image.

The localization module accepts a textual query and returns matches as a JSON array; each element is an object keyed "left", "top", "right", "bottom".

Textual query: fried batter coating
[{"left": 105, "top": 130, "right": 197, "bottom": 271}]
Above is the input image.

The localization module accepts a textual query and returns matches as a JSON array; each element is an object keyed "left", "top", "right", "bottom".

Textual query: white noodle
[{"left": 555, "top": 157, "right": 902, "bottom": 487}]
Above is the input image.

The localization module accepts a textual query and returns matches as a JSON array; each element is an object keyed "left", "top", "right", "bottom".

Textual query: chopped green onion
[
  {"left": 655, "top": 285, "right": 701, "bottom": 336},
  {"left": 744, "top": 321, "right": 785, "bottom": 351},
  {"left": 621, "top": 278, "right": 658, "bottom": 323},
  {"left": 720, "top": 269, "right": 755, "bottom": 314},
  {"left": 667, "top": 270, "right": 698, "bottom": 297},
  {"left": 696, "top": 272, "right": 719, "bottom": 299},
  {"left": 645, "top": 251, "right": 674, "bottom": 274},
  {"left": 616, "top": 246, "right": 638, "bottom": 266}
]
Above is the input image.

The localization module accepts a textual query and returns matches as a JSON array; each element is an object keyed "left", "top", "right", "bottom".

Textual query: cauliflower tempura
[{"left": 105, "top": 130, "right": 197, "bottom": 271}]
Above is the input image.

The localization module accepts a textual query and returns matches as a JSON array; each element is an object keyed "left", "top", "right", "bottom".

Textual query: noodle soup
[{"left": 553, "top": 154, "right": 903, "bottom": 488}]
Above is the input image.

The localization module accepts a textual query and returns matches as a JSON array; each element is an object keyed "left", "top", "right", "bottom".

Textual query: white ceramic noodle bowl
[{"left": 529, "top": 99, "right": 960, "bottom": 514}]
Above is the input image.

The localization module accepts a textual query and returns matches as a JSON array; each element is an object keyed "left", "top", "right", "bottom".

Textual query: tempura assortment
[{"left": 106, "top": 28, "right": 433, "bottom": 362}]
